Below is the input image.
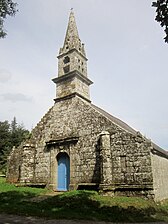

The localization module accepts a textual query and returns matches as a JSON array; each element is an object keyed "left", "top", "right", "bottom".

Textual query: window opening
[
  {"left": 63, "top": 65, "right": 70, "bottom": 74},
  {"left": 63, "top": 56, "right": 70, "bottom": 64}
]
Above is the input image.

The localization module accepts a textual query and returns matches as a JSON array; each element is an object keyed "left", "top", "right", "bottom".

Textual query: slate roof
[{"left": 91, "top": 103, "right": 168, "bottom": 158}]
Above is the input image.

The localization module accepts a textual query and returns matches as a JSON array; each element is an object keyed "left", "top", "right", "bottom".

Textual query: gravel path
[{"left": 0, "top": 214, "right": 167, "bottom": 224}]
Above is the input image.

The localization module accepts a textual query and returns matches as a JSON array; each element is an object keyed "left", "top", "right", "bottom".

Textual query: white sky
[{"left": 0, "top": 0, "right": 168, "bottom": 149}]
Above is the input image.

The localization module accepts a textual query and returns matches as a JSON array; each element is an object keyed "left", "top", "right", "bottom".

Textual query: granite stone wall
[
  {"left": 55, "top": 76, "right": 90, "bottom": 100},
  {"left": 109, "top": 131, "right": 153, "bottom": 198},
  {"left": 7, "top": 96, "right": 155, "bottom": 198},
  {"left": 6, "top": 146, "right": 22, "bottom": 183},
  {"left": 151, "top": 150, "right": 168, "bottom": 201}
]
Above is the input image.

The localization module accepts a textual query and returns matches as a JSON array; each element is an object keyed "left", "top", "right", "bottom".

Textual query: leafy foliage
[
  {"left": 0, "top": 0, "right": 17, "bottom": 38},
  {"left": 152, "top": 0, "right": 168, "bottom": 43},
  {"left": 0, "top": 117, "right": 29, "bottom": 174}
]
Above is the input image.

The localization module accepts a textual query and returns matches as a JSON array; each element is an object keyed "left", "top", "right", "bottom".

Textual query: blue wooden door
[{"left": 57, "top": 153, "right": 70, "bottom": 191}]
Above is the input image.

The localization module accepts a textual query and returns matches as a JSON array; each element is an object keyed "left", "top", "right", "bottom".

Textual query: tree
[
  {"left": 152, "top": 0, "right": 168, "bottom": 43},
  {"left": 10, "top": 117, "right": 29, "bottom": 147},
  {"left": 0, "top": 118, "right": 29, "bottom": 174},
  {"left": 0, "top": 0, "right": 17, "bottom": 38},
  {"left": 0, "top": 120, "right": 11, "bottom": 174}
]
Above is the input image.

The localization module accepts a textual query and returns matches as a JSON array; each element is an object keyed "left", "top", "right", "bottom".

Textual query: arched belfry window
[{"left": 63, "top": 56, "right": 70, "bottom": 64}]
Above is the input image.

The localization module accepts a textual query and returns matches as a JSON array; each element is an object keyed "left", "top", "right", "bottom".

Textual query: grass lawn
[{"left": 0, "top": 177, "right": 168, "bottom": 222}]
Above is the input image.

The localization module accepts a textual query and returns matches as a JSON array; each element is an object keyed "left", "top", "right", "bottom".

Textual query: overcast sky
[{"left": 0, "top": 0, "right": 168, "bottom": 149}]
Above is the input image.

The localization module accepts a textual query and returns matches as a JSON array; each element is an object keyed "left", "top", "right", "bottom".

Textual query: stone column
[
  {"left": 99, "top": 131, "right": 112, "bottom": 186},
  {"left": 20, "top": 143, "right": 36, "bottom": 184}
]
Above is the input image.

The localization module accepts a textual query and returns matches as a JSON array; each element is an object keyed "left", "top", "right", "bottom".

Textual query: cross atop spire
[{"left": 59, "top": 10, "right": 86, "bottom": 56}]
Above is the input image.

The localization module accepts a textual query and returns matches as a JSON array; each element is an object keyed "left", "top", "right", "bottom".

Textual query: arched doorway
[{"left": 57, "top": 153, "right": 70, "bottom": 191}]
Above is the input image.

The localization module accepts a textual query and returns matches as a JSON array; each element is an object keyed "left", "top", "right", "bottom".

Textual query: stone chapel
[{"left": 7, "top": 11, "right": 168, "bottom": 201}]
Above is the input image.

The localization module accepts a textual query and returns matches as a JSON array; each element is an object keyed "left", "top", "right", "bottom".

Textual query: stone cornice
[
  {"left": 57, "top": 48, "right": 88, "bottom": 61},
  {"left": 54, "top": 92, "right": 91, "bottom": 104},
  {"left": 46, "top": 136, "right": 79, "bottom": 146},
  {"left": 52, "top": 70, "right": 93, "bottom": 86}
]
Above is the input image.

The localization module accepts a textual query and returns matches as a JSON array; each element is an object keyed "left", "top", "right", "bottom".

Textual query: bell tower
[{"left": 52, "top": 10, "right": 93, "bottom": 103}]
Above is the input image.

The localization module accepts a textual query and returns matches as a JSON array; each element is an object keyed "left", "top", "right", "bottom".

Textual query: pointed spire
[{"left": 59, "top": 10, "right": 86, "bottom": 56}]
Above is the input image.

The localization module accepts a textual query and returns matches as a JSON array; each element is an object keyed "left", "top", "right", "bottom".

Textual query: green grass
[
  {"left": 0, "top": 177, "right": 168, "bottom": 222},
  {"left": 0, "top": 177, "right": 49, "bottom": 194}
]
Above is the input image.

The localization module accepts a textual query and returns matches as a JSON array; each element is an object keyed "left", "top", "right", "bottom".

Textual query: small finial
[{"left": 71, "top": 8, "right": 73, "bottom": 11}]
